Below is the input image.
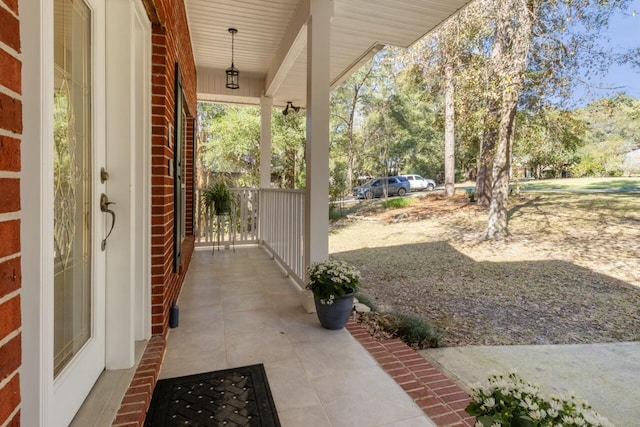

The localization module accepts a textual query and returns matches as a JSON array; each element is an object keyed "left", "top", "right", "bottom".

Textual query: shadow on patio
[{"left": 160, "top": 246, "right": 436, "bottom": 426}]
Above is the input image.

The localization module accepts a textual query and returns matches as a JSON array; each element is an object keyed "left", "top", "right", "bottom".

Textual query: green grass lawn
[{"left": 515, "top": 177, "right": 640, "bottom": 191}]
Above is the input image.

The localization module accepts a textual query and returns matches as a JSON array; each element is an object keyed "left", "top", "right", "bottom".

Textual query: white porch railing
[
  {"left": 194, "top": 187, "right": 305, "bottom": 286},
  {"left": 259, "top": 189, "right": 305, "bottom": 286},
  {"left": 195, "top": 188, "right": 259, "bottom": 246}
]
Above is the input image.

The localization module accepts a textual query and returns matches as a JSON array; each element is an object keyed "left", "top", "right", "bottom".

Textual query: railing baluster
[{"left": 194, "top": 187, "right": 305, "bottom": 287}]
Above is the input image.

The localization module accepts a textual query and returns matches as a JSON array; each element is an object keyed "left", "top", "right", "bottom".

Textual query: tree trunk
[
  {"left": 346, "top": 157, "right": 354, "bottom": 194},
  {"left": 444, "top": 61, "right": 456, "bottom": 197},
  {"left": 195, "top": 141, "right": 209, "bottom": 240},
  {"left": 484, "top": 99, "right": 516, "bottom": 239},
  {"left": 476, "top": 15, "right": 503, "bottom": 208},
  {"left": 483, "top": 0, "right": 534, "bottom": 240},
  {"left": 344, "top": 81, "right": 362, "bottom": 194},
  {"left": 476, "top": 125, "right": 496, "bottom": 207}
]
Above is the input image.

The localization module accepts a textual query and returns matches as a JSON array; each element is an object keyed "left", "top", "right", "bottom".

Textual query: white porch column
[
  {"left": 260, "top": 96, "right": 273, "bottom": 188},
  {"left": 304, "top": 0, "right": 333, "bottom": 268}
]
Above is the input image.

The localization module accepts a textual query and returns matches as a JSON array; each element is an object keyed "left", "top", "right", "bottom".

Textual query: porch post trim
[{"left": 260, "top": 96, "right": 273, "bottom": 189}]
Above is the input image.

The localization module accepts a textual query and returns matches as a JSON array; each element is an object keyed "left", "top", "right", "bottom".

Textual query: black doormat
[{"left": 145, "top": 364, "right": 281, "bottom": 427}]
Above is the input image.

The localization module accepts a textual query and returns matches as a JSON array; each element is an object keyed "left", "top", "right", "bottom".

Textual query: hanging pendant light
[{"left": 225, "top": 28, "right": 239, "bottom": 90}]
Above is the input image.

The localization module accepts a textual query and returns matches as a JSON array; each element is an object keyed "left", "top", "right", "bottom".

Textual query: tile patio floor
[{"left": 159, "top": 246, "right": 436, "bottom": 427}]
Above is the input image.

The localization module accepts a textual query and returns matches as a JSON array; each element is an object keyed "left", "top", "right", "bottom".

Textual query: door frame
[
  {"left": 105, "top": 0, "right": 152, "bottom": 369},
  {"left": 20, "top": 0, "right": 152, "bottom": 424}
]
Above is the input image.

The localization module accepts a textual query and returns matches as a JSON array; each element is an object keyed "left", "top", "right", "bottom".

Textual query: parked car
[
  {"left": 401, "top": 174, "right": 436, "bottom": 191},
  {"left": 352, "top": 176, "right": 410, "bottom": 199}
]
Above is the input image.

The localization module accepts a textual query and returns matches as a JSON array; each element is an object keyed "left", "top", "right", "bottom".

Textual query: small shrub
[
  {"left": 466, "top": 371, "right": 613, "bottom": 427},
  {"left": 465, "top": 188, "right": 476, "bottom": 202},
  {"left": 383, "top": 197, "right": 412, "bottom": 209},
  {"left": 329, "top": 203, "right": 345, "bottom": 221},
  {"left": 387, "top": 311, "right": 441, "bottom": 349}
]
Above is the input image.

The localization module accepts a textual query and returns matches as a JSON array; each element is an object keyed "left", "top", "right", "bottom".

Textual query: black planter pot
[
  {"left": 314, "top": 293, "right": 355, "bottom": 330},
  {"left": 215, "top": 199, "right": 232, "bottom": 215}
]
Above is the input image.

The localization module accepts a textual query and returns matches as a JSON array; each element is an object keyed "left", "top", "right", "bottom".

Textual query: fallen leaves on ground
[{"left": 330, "top": 192, "right": 640, "bottom": 347}]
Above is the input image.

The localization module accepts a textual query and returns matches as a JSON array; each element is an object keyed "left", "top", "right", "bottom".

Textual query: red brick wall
[
  {"left": 147, "top": 0, "right": 197, "bottom": 336},
  {"left": 0, "top": 0, "right": 22, "bottom": 425}
]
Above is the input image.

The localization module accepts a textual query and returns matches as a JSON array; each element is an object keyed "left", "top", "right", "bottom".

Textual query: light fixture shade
[
  {"left": 226, "top": 28, "right": 239, "bottom": 90},
  {"left": 226, "top": 64, "right": 239, "bottom": 90}
]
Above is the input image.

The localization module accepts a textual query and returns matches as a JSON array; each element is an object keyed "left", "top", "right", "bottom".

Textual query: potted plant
[
  {"left": 202, "top": 176, "right": 234, "bottom": 215},
  {"left": 306, "top": 259, "right": 360, "bottom": 330}
]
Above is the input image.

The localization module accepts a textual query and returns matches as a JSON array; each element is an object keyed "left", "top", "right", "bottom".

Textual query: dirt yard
[{"left": 329, "top": 192, "right": 640, "bottom": 347}]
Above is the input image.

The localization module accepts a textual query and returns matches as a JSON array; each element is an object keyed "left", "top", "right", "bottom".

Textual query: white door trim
[
  {"left": 105, "top": 0, "right": 152, "bottom": 369},
  {"left": 20, "top": 0, "right": 55, "bottom": 424},
  {"left": 132, "top": 0, "right": 152, "bottom": 343}
]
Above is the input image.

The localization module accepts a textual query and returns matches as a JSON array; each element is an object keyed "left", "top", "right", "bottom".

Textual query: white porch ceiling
[{"left": 187, "top": 0, "right": 472, "bottom": 107}]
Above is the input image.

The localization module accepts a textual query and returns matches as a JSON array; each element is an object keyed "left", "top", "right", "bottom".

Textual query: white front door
[{"left": 51, "top": 0, "right": 107, "bottom": 424}]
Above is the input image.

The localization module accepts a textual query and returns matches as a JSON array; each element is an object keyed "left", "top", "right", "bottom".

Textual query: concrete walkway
[{"left": 421, "top": 342, "right": 640, "bottom": 426}]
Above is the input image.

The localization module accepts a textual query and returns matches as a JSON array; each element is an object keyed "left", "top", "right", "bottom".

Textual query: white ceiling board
[{"left": 186, "top": 0, "right": 473, "bottom": 106}]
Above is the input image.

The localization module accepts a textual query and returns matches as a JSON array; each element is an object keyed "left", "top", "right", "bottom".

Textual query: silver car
[
  {"left": 353, "top": 176, "right": 410, "bottom": 199},
  {"left": 401, "top": 174, "right": 436, "bottom": 191}
]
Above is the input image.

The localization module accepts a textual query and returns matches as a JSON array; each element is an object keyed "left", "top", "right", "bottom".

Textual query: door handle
[{"left": 100, "top": 193, "right": 116, "bottom": 251}]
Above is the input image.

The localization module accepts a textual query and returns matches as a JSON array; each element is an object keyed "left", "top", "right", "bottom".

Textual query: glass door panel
[{"left": 53, "top": 0, "right": 92, "bottom": 377}]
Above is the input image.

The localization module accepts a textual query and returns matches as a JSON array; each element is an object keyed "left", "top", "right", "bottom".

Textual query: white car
[{"left": 401, "top": 174, "right": 436, "bottom": 191}]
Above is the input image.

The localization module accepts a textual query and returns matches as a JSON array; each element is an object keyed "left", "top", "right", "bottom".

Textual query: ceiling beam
[
  {"left": 264, "top": 0, "right": 310, "bottom": 97},
  {"left": 330, "top": 43, "right": 384, "bottom": 89}
]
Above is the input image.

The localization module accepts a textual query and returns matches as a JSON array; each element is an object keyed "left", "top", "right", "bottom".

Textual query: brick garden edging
[
  {"left": 346, "top": 320, "right": 476, "bottom": 427},
  {"left": 112, "top": 336, "right": 166, "bottom": 427}
]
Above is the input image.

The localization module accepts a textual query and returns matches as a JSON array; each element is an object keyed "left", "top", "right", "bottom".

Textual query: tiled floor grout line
[{"left": 346, "top": 320, "right": 476, "bottom": 427}]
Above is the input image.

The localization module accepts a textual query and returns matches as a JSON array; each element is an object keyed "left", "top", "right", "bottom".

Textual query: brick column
[{"left": 147, "top": 0, "right": 197, "bottom": 337}]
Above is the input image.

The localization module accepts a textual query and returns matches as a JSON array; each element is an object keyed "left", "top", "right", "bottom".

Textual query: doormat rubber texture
[{"left": 145, "top": 364, "right": 281, "bottom": 427}]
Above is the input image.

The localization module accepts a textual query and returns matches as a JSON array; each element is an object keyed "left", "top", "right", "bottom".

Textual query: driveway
[{"left": 421, "top": 342, "right": 640, "bottom": 426}]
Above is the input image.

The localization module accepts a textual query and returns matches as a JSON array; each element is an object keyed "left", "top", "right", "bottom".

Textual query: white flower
[
  {"left": 549, "top": 398, "right": 564, "bottom": 411},
  {"left": 520, "top": 396, "right": 537, "bottom": 410},
  {"left": 529, "top": 409, "right": 545, "bottom": 420},
  {"left": 573, "top": 417, "right": 586, "bottom": 426},
  {"left": 484, "top": 397, "right": 496, "bottom": 408}
]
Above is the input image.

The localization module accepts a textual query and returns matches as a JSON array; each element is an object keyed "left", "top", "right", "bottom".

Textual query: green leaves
[{"left": 197, "top": 102, "right": 306, "bottom": 188}]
